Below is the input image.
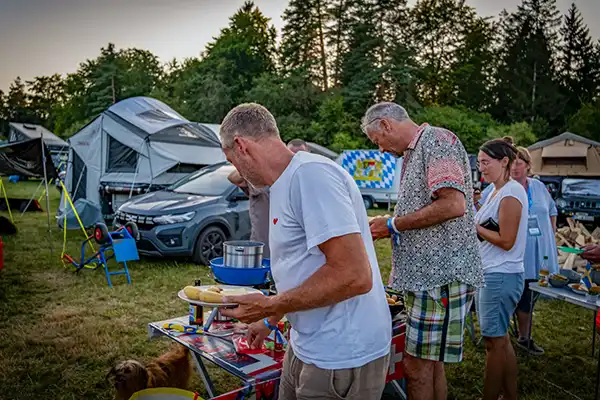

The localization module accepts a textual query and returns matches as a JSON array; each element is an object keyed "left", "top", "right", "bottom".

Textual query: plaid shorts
[{"left": 404, "top": 281, "right": 475, "bottom": 363}]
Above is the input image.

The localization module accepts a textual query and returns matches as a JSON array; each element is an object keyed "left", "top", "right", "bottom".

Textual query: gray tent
[
  {"left": 61, "top": 96, "right": 226, "bottom": 219},
  {"left": 9, "top": 122, "right": 69, "bottom": 170}
]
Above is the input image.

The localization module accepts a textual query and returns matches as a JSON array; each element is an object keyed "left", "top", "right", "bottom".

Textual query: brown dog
[{"left": 107, "top": 344, "right": 191, "bottom": 400}]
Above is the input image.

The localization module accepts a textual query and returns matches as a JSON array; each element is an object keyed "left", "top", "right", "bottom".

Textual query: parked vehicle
[
  {"left": 336, "top": 150, "right": 403, "bottom": 209},
  {"left": 555, "top": 178, "right": 600, "bottom": 225},
  {"left": 114, "top": 162, "right": 251, "bottom": 264}
]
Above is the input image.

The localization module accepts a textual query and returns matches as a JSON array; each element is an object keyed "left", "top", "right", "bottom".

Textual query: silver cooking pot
[{"left": 223, "top": 241, "right": 264, "bottom": 268}]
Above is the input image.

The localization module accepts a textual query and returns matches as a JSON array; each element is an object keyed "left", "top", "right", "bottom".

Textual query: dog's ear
[{"left": 105, "top": 365, "right": 117, "bottom": 386}]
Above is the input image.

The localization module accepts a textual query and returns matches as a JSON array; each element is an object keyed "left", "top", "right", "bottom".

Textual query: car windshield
[
  {"left": 562, "top": 179, "right": 600, "bottom": 197},
  {"left": 170, "top": 163, "right": 235, "bottom": 196}
]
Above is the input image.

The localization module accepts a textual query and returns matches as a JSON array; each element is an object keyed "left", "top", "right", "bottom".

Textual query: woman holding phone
[{"left": 475, "top": 138, "right": 528, "bottom": 400}]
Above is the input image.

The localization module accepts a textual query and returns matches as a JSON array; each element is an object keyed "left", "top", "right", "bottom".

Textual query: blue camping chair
[{"left": 62, "top": 222, "right": 140, "bottom": 288}]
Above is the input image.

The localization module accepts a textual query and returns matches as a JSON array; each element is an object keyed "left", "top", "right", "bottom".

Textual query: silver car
[{"left": 114, "top": 162, "right": 251, "bottom": 264}]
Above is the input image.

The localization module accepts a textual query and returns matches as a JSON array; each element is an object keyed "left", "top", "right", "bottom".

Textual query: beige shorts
[{"left": 279, "top": 346, "right": 390, "bottom": 400}]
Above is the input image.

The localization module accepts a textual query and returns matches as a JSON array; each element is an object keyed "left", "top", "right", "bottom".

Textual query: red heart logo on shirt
[{"left": 273, "top": 218, "right": 278, "bottom": 225}]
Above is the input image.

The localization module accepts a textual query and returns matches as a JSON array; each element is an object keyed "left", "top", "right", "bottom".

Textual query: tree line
[{"left": 1, "top": 0, "right": 599, "bottom": 153}]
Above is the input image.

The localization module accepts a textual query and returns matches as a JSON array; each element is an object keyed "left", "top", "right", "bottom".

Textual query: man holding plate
[{"left": 218, "top": 103, "right": 391, "bottom": 400}]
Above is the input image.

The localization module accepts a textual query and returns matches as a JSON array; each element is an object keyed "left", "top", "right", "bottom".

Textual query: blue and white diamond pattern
[{"left": 340, "top": 150, "right": 397, "bottom": 189}]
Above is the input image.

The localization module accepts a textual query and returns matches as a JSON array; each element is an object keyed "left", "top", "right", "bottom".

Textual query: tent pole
[
  {"left": 40, "top": 133, "right": 54, "bottom": 257},
  {"left": 146, "top": 138, "right": 154, "bottom": 193}
]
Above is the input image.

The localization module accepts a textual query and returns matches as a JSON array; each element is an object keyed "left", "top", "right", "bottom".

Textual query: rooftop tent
[
  {"left": 61, "top": 96, "right": 226, "bottom": 220},
  {"left": 8, "top": 122, "right": 69, "bottom": 171},
  {"left": 528, "top": 132, "right": 600, "bottom": 177},
  {"left": 8, "top": 123, "right": 68, "bottom": 151},
  {"left": 0, "top": 138, "right": 57, "bottom": 180}
]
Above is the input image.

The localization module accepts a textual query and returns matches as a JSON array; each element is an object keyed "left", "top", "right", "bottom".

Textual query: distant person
[
  {"left": 227, "top": 138, "right": 310, "bottom": 258},
  {"left": 287, "top": 138, "right": 309, "bottom": 153},
  {"left": 476, "top": 138, "right": 527, "bottom": 400}
]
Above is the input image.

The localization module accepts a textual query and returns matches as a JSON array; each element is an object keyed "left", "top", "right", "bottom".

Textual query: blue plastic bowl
[{"left": 209, "top": 257, "right": 271, "bottom": 286}]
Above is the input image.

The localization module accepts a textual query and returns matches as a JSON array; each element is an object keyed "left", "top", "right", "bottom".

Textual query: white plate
[
  {"left": 568, "top": 283, "right": 588, "bottom": 296},
  {"left": 177, "top": 285, "right": 263, "bottom": 307}
]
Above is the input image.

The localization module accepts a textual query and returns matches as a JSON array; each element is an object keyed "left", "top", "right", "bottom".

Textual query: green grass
[{"left": 0, "top": 186, "right": 598, "bottom": 399}]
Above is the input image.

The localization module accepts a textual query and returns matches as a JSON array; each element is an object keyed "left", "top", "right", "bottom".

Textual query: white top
[
  {"left": 475, "top": 179, "right": 528, "bottom": 274},
  {"left": 269, "top": 152, "right": 391, "bottom": 369}
]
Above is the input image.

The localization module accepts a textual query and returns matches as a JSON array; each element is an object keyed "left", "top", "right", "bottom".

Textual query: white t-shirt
[
  {"left": 475, "top": 179, "right": 528, "bottom": 274},
  {"left": 269, "top": 152, "right": 391, "bottom": 370}
]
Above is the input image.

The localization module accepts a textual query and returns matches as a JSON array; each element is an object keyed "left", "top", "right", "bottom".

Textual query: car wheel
[
  {"left": 363, "top": 196, "right": 374, "bottom": 210},
  {"left": 193, "top": 226, "right": 226, "bottom": 265}
]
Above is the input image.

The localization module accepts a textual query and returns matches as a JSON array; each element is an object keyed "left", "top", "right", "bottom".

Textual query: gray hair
[
  {"left": 220, "top": 103, "right": 280, "bottom": 148},
  {"left": 361, "top": 102, "right": 410, "bottom": 132}
]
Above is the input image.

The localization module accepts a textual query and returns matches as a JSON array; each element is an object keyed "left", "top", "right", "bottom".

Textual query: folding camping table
[
  {"left": 148, "top": 315, "right": 407, "bottom": 399},
  {"left": 528, "top": 282, "right": 600, "bottom": 400}
]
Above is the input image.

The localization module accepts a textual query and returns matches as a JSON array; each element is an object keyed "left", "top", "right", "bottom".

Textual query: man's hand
[
  {"left": 370, "top": 217, "right": 391, "bottom": 240},
  {"left": 247, "top": 320, "right": 272, "bottom": 349},
  {"left": 582, "top": 245, "right": 600, "bottom": 263},
  {"left": 219, "top": 293, "right": 275, "bottom": 324}
]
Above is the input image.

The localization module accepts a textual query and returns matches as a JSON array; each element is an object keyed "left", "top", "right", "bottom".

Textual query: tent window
[
  {"left": 71, "top": 150, "right": 87, "bottom": 201},
  {"left": 107, "top": 135, "right": 138, "bottom": 173},
  {"left": 543, "top": 157, "right": 586, "bottom": 166},
  {"left": 167, "top": 163, "right": 206, "bottom": 174}
]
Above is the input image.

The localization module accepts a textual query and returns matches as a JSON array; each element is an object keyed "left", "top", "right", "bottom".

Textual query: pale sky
[{"left": 0, "top": 0, "right": 598, "bottom": 92}]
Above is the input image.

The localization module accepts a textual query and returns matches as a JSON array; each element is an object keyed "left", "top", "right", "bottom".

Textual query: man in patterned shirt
[{"left": 364, "top": 102, "right": 483, "bottom": 400}]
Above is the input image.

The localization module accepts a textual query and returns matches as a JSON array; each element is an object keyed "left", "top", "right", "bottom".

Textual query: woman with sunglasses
[{"left": 475, "top": 138, "right": 528, "bottom": 400}]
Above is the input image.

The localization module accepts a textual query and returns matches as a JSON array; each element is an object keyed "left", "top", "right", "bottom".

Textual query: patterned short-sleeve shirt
[{"left": 390, "top": 124, "right": 483, "bottom": 292}]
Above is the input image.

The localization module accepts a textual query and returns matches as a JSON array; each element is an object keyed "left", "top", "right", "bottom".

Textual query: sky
[{"left": 0, "top": 0, "right": 599, "bottom": 92}]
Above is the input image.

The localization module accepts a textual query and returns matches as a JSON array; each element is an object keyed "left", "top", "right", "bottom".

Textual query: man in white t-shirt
[{"left": 219, "top": 103, "right": 391, "bottom": 400}]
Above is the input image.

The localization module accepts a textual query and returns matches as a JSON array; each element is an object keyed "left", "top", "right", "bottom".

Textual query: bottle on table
[{"left": 538, "top": 256, "right": 550, "bottom": 287}]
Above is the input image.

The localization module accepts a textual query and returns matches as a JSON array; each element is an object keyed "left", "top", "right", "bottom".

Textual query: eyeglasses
[{"left": 360, "top": 117, "right": 383, "bottom": 133}]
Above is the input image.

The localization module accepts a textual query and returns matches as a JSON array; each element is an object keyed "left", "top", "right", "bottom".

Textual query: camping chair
[{"left": 62, "top": 222, "right": 140, "bottom": 288}]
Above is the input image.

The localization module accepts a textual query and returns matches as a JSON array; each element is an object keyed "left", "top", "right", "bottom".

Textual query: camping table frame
[
  {"left": 148, "top": 316, "right": 284, "bottom": 398},
  {"left": 149, "top": 316, "right": 407, "bottom": 399},
  {"left": 528, "top": 283, "right": 600, "bottom": 400}
]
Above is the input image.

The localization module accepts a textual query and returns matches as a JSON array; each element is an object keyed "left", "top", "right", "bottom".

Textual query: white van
[{"left": 336, "top": 150, "right": 403, "bottom": 210}]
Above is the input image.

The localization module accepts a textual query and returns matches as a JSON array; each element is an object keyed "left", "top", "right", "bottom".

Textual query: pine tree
[
  {"left": 326, "top": 0, "right": 354, "bottom": 87},
  {"left": 409, "top": 0, "right": 481, "bottom": 105},
  {"left": 372, "top": 0, "right": 419, "bottom": 107},
  {"left": 27, "top": 74, "right": 65, "bottom": 128},
  {"left": 0, "top": 90, "right": 7, "bottom": 136},
  {"left": 559, "top": 3, "right": 600, "bottom": 116},
  {"left": 340, "top": 0, "right": 383, "bottom": 116},
  {"left": 280, "top": 0, "right": 329, "bottom": 90},
  {"left": 448, "top": 17, "right": 498, "bottom": 112},
  {"left": 5, "top": 77, "right": 36, "bottom": 123},
  {"left": 492, "top": 0, "right": 563, "bottom": 136}
]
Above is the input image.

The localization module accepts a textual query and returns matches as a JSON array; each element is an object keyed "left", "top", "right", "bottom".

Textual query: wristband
[
  {"left": 263, "top": 318, "right": 277, "bottom": 331},
  {"left": 387, "top": 217, "right": 400, "bottom": 234}
]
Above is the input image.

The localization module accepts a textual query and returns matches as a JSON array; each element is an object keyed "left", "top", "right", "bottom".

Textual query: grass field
[{"left": 0, "top": 181, "right": 598, "bottom": 399}]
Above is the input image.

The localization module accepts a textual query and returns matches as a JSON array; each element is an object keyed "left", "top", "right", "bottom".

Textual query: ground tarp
[{"left": 0, "top": 138, "right": 57, "bottom": 180}]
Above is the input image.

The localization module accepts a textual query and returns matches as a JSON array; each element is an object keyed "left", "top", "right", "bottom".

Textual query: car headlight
[
  {"left": 153, "top": 212, "right": 196, "bottom": 225},
  {"left": 556, "top": 198, "right": 567, "bottom": 209}
]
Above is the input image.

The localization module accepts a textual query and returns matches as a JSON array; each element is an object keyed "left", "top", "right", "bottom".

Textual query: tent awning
[{"left": 541, "top": 146, "right": 588, "bottom": 158}]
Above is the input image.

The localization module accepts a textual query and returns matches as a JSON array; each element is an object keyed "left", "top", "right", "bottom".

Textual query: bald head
[{"left": 287, "top": 139, "right": 309, "bottom": 153}]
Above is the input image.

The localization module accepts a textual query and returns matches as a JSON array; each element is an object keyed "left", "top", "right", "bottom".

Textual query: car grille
[
  {"left": 569, "top": 200, "right": 599, "bottom": 209},
  {"left": 116, "top": 211, "right": 156, "bottom": 230}
]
